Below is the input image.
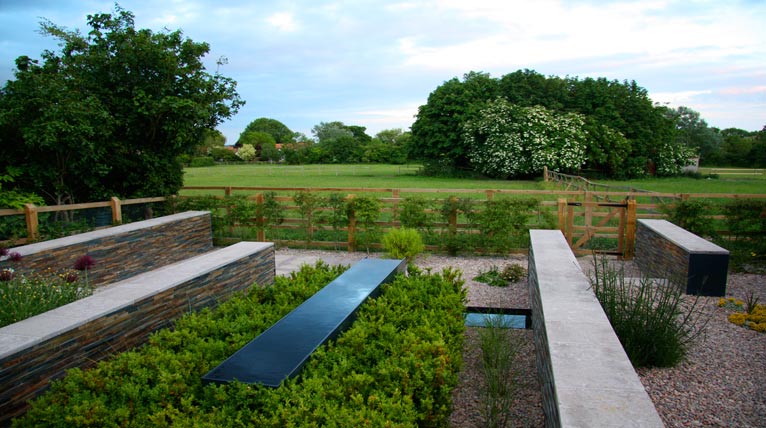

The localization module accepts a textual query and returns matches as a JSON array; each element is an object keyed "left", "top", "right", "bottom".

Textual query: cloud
[
  {"left": 719, "top": 86, "right": 766, "bottom": 96},
  {"left": 651, "top": 90, "right": 713, "bottom": 105},
  {"left": 396, "top": 0, "right": 765, "bottom": 75},
  {"left": 267, "top": 12, "right": 298, "bottom": 32}
]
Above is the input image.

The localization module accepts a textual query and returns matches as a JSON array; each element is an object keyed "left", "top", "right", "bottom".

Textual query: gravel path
[{"left": 276, "top": 249, "right": 766, "bottom": 428}]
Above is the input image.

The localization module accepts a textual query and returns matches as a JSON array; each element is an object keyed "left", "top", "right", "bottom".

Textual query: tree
[
  {"left": 465, "top": 100, "right": 588, "bottom": 178},
  {"left": 236, "top": 144, "right": 256, "bottom": 161},
  {"left": 237, "top": 131, "right": 276, "bottom": 158},
  {"left": 312, "top": 121, "right": 353, "bottom": 143},
  {"left": 666, "top": 106, "right": 723, "bottom": 165},
  {"left": 0, "top": 6, "right": 242, "bottom": 204},
  {"left": 195, "top": 129, "right": 226, "bottom": 155},
  {"left": 410, "top": 71, "right": 499, "bottom": 171},
  {"left": 411, "top": 69, "right": 680, "bottom": 178},
  {"left": 241, "top": 118, "right": 294, "bottom": 145},
  {"left": 720, "top": 128, "right": 754, "bottom": 166}
]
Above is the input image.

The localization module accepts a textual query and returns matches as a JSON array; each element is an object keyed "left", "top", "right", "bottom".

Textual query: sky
[{"left": 1, "top": 0, "right": 765, "bottom": 145}]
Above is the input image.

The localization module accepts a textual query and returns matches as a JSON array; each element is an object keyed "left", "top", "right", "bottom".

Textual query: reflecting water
[{"left": 464, "top": 312, "right": 527, "bottom": 329}]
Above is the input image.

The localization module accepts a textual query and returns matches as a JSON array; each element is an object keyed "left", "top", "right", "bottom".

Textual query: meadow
[{"left": 182, "top": 163, "right": 766, "bottom": 195}]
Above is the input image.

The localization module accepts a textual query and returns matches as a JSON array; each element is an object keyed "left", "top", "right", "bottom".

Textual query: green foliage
[
  {"left": 190, "top": 157, "right": 215, "bottom": 167},
  {"left": 411, "top": 71, "right": 499, "bottom": 170},
  {"left": 15, "top": 262, "right": 466, "bottom": 428},
  {"left": 438, "top": 197, "right": 475, "bottom": 255},
  {"left": 399, "top": 196, "right": 436, "bottom": 238},
  {"left": 209, "top": 147, "right": 241, "bottom": 162},
  {"left": 293, "top": 191, "right": 324, "bottom": 243},
  {"left": 411, "top": 69, "right": 679, "bottom": 178},
  {"left": 259, "top": 192, "right": 285, "bottom": 231},
  {"left": 468, "top": 198, "right": 538, "bottom": 253},
  {"left": 347, "top": 196, "right": 382, "bottom": 251},
  {"left": 721, "top": 199, "right": 766, "bottom": 270},
  {"left": 242, "top": 118, "right": 295, "bottom": 145},
  {"left": 473, "top": 264, "right": 526, "bottom": 287},
  {"left": 381, "top": 228, "right": 425, "bottom": 263},
  {"left": 661, "top": 198, "right": 716, "bottom": 237},
  {"left": 236, "top": 144, "right": 256, "bottom": 162},
  {"left": 0, "top": 267, "right": 93, "bottom": 328},
  {"left": 589, "top": 256, "right": 708, "bottom": 367},
  {"left": 0, "top": 6, "right": 242, "bottom": 204},
  {"left": 325, "top": 193, "right": 349, "bottom": 244},
  {"left": 478, "top": 315, "right": 521, "bottom": 428}
]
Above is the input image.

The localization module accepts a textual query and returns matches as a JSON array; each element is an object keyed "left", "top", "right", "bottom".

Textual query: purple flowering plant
[{"left": 0, "top": 252, "right": 95, "bottom": 328}]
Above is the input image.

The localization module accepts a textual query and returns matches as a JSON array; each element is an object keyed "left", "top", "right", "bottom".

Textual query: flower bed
[
  {"left": 0, "top": 251, "right": 95, "bottom": 328},
  {"left": 13, "top": 262, "right": 466, "bottom": 427}
]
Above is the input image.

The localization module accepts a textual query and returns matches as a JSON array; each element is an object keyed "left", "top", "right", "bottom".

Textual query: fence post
[
  {"left": 557, "top": 198, "right": 566, "bottom": 232},
  {"left": 448, "top": 196, "right": 458, "bottom": 233},
  {"left": 566, "top": 203, "right": 575, "bottom": 246},
  {"left": 485, "top": 190, "right": 494, "bottom": 201},
  {"left": 392, "top": 189, "right": 400, "bottom": 226},
  {"left": 24, "top": 203, "right": 39, "bottom": 241},
  {"left": 347, "top": 195, "right": 356, "bottom": 252},
  {"left": 543, "top": 166, "right": 549, "bottom": 182},
  {"left": 624, "top": 199, "right": 637, "bottom": 259},
  {"left": 256, "top": 193, "right": 265, "bottom": 242},
  {"left": 110, "top": 197, "right": 122, "bottom": 225},
  {"left": 224, "top": 187, "right": 232, "bottom": 197}
]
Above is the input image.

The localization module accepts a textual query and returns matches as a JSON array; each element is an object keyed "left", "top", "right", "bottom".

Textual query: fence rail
[{"left": 3, "top": 186, "right": 766, "bottom": 257}]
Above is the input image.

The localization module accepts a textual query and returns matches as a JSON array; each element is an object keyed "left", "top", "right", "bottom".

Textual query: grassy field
[{"left": 182, "top": 163, "right": 766, "bottom": 195}]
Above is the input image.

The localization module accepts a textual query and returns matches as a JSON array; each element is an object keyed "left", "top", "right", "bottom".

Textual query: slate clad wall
[
  {"left": 527, "top": 243, "right": 560, "bottom": 427},
  {"left": 0, "top": 243, "right": 275, "bottom": 424},
  {"left": 0, "top": 211, "right": 213, "bottom": 287},
  {"left": 635, "top": 220, "right": 689, "bottom": 282},
  {"left": 635, "top": 219, "right": 729, "bottom": 296}
]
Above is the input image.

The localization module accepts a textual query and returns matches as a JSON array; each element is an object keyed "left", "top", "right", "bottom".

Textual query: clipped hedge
[{"left": 15, "top": 262, "right": 466, "bottom": 427}]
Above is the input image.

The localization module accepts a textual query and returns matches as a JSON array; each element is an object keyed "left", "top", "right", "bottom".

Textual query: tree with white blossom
[{"left": 465, "top": 100, "right": 588, "bottom": 178}]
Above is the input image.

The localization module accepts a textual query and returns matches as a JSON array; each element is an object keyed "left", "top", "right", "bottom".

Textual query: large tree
[
  {"left": 240, "top": 118, "right": 294, "bottom": 145},
  {"left": 410, "top": 71, "right": 498, "bottom": 171},
  {"left": 666, "top": 106, "right": 723, "bottom": 166},
  {"left": 410, "top": 69, "right": 680, "bottom": 177},
  {"left": 0, "top": 6, "right": 242, "bottom": 204}
]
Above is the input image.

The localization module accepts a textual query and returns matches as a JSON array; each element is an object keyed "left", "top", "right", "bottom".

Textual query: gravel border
[{"left": 276, "top": 249, "right": 766, "bottom": 428}]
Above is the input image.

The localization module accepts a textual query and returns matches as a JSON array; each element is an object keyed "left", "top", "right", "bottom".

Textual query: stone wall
[
  {"left": 0, "top": 211, "right": 213, "bottom": 287},
  {"left": 0, "top": 242, "right": 275, "bottom": 424},
  {"left": 528, "top": 229, "right": 663, "bottom": 428},
  {"left": 635, "top": 219, "right": 729, "bottom": 296}
]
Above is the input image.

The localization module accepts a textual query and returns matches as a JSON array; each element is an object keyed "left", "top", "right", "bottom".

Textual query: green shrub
[
  {"left": 660, "top": 198, "right": 716, "bottom": 238},
  {"left": 721, "top": 199, "right": 766, "bottom": 271},
  {"left": 473, "top": 264, "right": 526, "bottom": 287},
  {"left": 190, "top": 156, "right": 216, "bottom": 167},
  {"left": 589, "top": 256, "right": 709, "bottom": 367},
  {"left": 15, "top": 262, "right": 466, "bottom": 427},
  {"left": 381, "top": 228, "right": 425, "bottom": 263},
  {"left": 468, "top": 198, "right": 537, "bottom": 253}
]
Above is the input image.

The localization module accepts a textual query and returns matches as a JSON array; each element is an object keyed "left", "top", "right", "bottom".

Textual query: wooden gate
[{"left": 557, "top": 198, "right": 637, "bottom": 258}]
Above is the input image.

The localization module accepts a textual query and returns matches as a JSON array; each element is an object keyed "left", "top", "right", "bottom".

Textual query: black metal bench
[{"left": 202, "top": 258, "right": 406, "bottom": 387}]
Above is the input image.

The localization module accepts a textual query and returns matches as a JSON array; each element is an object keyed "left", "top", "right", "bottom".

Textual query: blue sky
[{"left": 1, "top": 0, "right": 765, "bottom": 145}]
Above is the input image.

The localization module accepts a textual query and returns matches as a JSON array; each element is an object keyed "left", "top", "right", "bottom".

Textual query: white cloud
[
  {"left": 396, "top": 0, "right": 765, "bottom": 74},
  {"left": 651, "top": 90, "right": 713, "bottom": 105},
  {"left": 267, "top": 12, "right": 298, "bottom": 32}
]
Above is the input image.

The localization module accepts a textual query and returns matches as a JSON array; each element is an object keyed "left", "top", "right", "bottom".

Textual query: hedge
[{"left": 14, "top": 261, "right": 466, "bottom": 427}]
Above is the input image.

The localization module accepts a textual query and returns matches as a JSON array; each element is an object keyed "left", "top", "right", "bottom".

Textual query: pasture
[{"left": 182, "top": 163, "right": 766, "bottom": 195}]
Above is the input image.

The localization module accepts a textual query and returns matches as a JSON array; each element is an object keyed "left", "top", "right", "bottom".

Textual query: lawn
[{"left": 183, "top": 163, "right": 766, "bottom": 196}]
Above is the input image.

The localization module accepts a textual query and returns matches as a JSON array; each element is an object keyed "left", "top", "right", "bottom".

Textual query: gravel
[{"left": 276, "top": 249, "right": 766, "bottom": 428}]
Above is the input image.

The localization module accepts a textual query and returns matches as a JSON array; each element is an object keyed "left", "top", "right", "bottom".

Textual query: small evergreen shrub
[
  {"left": 190, "top": 156, "right": 215, "bottom": 167},
  {"left": 381, "top": 228, "right": 425, "bottom": 263},
  {"left": 15, "top": 262, "right": 466, "bottom": 427}
]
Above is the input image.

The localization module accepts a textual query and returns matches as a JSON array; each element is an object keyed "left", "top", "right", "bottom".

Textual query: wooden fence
[
  {"left": 3, "top": 186, "right": 766, "bottom": 257},
  {"left": 0, "top": 197, "right": 166, "bottom": 243}
]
